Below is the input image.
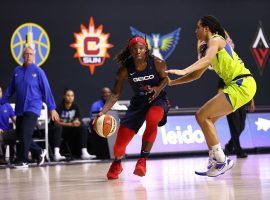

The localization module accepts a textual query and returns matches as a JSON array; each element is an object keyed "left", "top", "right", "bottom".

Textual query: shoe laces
[{"left": 207, "top": 158, "right": 216, "bottom": 169}]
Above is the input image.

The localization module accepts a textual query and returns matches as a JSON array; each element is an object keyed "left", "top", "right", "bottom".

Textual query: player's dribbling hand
[
  {"left": 148, "top": 86, "right": 161, "bottom": 103},
  {"left": 92, "top": 112, "right": 103, "bottom": 125},
  {"left": 92, "top": 112, "right": 104, "bottom": 133}
]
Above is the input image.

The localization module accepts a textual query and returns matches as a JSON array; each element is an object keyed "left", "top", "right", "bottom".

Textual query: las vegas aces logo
[{"left": 250, "top": 21, "right": 270, "bottom": 75}]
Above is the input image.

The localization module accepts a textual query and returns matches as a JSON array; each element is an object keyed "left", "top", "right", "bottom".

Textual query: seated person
[
  {"left": 51, "top": 88, "right": 95, "bottom": 161},
  {"left": 89, "top": 87, "right": 111, "bottom": 119},
  {"left": 0, "top": 86, "right": 17, "bottom": 164}
]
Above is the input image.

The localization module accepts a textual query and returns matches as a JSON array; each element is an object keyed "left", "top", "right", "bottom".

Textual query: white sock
[
  {"left": 54, "top": 147, "right": 60, "bottom": 156},
  {"left": 81, "top": 148, "right": 89, "bottom": 155},
  {"left": 212, "top": 143, "right": 226, "bottom": 162},
  {"left": 208, "top": 149, "right": 214, "bottom": 160}
]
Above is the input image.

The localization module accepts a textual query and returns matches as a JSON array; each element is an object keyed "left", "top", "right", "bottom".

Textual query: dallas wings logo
[
  {"left": 10, "top": 23, "right": 50, "bottom": 66},
  {"left": 70, "top": 17, "right": 113, "bottom": 75},
  {"left": 250, "top": 22, "right": 270, "bottom": 75},
  {"left": 130, "top": 26, "right": 181, "bottom": 60}
]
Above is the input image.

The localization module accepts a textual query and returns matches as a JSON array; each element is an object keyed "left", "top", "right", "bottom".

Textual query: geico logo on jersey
[
  {"left": 160, "top": 125, "right": 205, "bottom": 144},
  {"left": 133, "top": 75, "right": 154, "bottom": 82}
]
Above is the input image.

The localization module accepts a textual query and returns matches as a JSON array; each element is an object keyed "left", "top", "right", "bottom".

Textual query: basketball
[{"left": 94, "top": 114, "right": 117, "bottom": 138}]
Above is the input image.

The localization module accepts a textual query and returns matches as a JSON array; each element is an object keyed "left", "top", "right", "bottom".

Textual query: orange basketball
[{"left": 94, "top": 114, "right": 117, "bottom": 138}]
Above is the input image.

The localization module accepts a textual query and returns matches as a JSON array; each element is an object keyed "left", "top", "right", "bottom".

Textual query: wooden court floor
[{"left": 0, "top": 154, "right": 270, "bottom": 200}]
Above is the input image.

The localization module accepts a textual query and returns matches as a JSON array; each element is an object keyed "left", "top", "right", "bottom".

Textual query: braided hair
[
  {"left": 200, "top": 15, "right": 225, "bottom": 38},
  {"left": 198, "top": 40, "right": 208, "bottom": 58},
  {"left": 114, "top": 35, "right": 151, "bottom": 65}
]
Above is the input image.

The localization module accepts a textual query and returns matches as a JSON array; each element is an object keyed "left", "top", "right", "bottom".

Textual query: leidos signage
[
  {"left": 160, "top": 125, "right": 205, "bottom": 145},
  {"left": 250, "top": 21, "right": 270, "bottom": 75},
  {"left": 138, "top": 123, "right": 205, "bottom": 145},
  {"left": 70, "top": 17, "right": 113, "bottom": 75}
]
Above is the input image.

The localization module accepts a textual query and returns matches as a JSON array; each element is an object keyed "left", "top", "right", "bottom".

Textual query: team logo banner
[
  {"left": 250, "top": 22, "right": 269, "bottom": 75},
  {"left": 70, "top": 17, "right": 113, "bottom": 75},
  {"left": 10, "top": 23, "right": 50, "bottom": 66},
  {"left": 130, "top": 27, "right": 181, "bottom": 60}
]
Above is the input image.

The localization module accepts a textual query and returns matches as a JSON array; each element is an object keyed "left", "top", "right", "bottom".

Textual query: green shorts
[{"left": 223, "top": 76, "right": 256, "bottom": 112}]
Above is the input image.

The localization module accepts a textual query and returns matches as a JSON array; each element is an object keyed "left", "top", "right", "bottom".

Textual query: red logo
[
  {"left": 70, "top": 17, "right": 113, "bottom": 75},
  {"left": 250, "top": 22, "right": 269, "bottom": 75}
]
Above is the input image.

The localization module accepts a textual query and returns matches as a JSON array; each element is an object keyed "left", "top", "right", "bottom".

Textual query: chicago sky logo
[
  {"left": 70, "top": 17, "right": 113, "bottom": 75},
  {"left": 10, "top": 23, "right": 50, "bottom": 66},
  {"left": 130, "top": 26, "right": 181, "bottom": 60},
  {"left": 250, "top": 22, "right": 269, "bottom": 75}
]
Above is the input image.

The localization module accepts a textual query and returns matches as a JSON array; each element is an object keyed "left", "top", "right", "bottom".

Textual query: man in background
[{"left": 89, "top": 87, "right": 111, "bottom": 119}]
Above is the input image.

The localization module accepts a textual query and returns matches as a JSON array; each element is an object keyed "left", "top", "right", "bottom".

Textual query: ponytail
[{"left": 200, "top": 15, "right": 225, "bottom": 38}]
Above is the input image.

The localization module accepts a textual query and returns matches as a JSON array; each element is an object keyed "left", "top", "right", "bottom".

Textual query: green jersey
[{"left": 211, "top": 34, "right": 251, "bottom": 85}]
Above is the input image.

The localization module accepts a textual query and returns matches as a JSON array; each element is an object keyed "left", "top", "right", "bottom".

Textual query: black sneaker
[
  {"left": 37, "top": 149, "right": 47, "bottom": 166},
  {"left": 0, "top": 158, "right": 7, "bottom": 165},
  {"left": 224, "top": 144, "right": 234, "bottom": 156},
  {"left": 9, "top": 157, "right": 17, "bottom": 164},
  {"left": 14, "top": 162, "right": 29, "bottom": 169},
  {"left": 236, "top": 151, "right": 248, "bottom": 158}
]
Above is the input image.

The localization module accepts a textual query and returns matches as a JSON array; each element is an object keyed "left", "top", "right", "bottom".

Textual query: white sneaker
[
  {"left": 38, "top": 149, "right": 47, "bottom": 166},
  {"left": 207, "top": 156, "right": 234, "bottom": 177},
  {"left": 195, "top": 158, "right": 216, "bottom": 176},
  {"left": 14, "top": 162, "right": 29, "bottom": 169},
  {"left": 207, "top": 158, "right": 216, "bottom": 170},
  {"left": 54, "top": 154, "right": 66, "bottom": 161},
  {"left": 81, "top": 153, "right": 96, "bottom": 160}
]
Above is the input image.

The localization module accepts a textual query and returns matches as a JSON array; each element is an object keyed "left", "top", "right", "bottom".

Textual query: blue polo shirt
[
  {"left": 1, "top": 64, "right": 56, "bottom": 116},
  {"left": 89, "top": 99, "right": 105, "bottom": 118},
  {"left": 0, "top": 103, "right": 15, "bottom": 131}
]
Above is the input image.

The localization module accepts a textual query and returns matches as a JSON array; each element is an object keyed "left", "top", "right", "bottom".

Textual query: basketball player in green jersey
[{"left": 166, "top": 15, "right": 256, "bottom": 177}]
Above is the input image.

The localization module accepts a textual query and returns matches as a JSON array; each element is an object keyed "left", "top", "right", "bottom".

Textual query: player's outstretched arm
[
  {"left": 166, "top": 38, "right": 219, "bottom": 76},
  {"left": 168, "top": 68, "right": 207, "bottom": 86}
]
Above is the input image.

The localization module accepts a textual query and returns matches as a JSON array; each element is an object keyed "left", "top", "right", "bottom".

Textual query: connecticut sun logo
[
  {"left": 70, "top": 17, "right": 113, "bottom": 75},
  {"left": 10, "top": 23, "right": 50, "bottom": 66}
]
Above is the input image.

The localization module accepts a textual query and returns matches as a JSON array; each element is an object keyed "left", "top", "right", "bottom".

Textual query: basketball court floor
[{"left": 0, "top": 154, "right": 269, "bottom": 200}]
